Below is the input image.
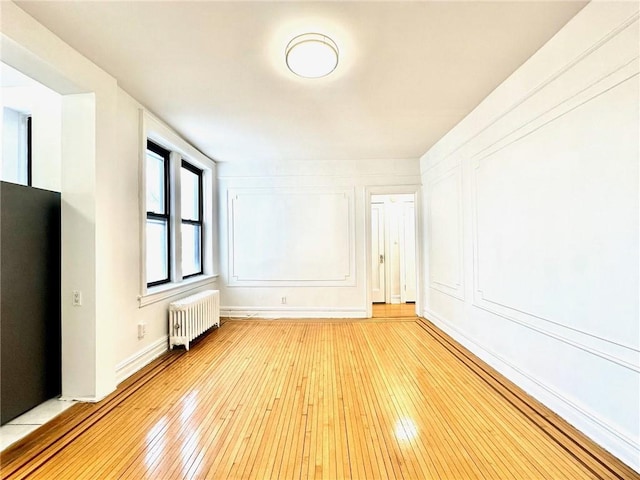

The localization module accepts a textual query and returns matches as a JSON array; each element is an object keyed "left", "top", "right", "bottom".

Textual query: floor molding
[
  {"left": 416, "top": 316, "right": 639, "bottom": 479},
  {"left": 220, "top": 306, "right": 368, "bottom": 319},
  {"left": 115, "top": 336, "right": 169, "bottom": 385}
]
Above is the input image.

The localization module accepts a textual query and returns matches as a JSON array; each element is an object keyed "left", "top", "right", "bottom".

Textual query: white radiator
[{"left": 169, "top": 289, "right": 220, "bottom": 350}]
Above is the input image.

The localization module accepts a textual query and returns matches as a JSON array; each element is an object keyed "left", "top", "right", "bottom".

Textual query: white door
[
  {"left": 371, "top": 203, "right": 385, "bottom": 303},
  {"left": 401, "top": 202, "right": 417, "bottom": 302}
]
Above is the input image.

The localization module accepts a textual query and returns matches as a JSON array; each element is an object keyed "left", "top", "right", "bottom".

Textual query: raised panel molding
[
  {"left": 466, "top": 14, "right": 640, "bottom": 364},
  {"left": 427, "top": 165, "right": 464, "bottom": 301},
  {"left": 227, "top": 187, "right": 356, "bottom": 287},
  {"left": 420, "top": 6, "right": 640, "bottom": 472},
  {"left": 421, "top": 11, "right": 639, "bottom": 174},
  {"left": 423, "top": 307, "right": 640, "bottom": 471},
  {"left": 470, "top": 81, "right": 640, "bottom": 366},
  {"left": 471, "top": 54, "right": 639, "bottom": 166}
]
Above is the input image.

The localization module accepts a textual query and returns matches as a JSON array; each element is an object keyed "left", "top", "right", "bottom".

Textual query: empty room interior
[{"left": 0, "top": 0, "right": 638, "bottom": 478}]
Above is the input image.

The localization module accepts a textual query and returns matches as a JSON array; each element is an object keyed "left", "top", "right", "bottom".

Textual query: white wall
[
  {"left": 420, "top": 1, "right": 639, "bottom": 470},
  {"left": 218, "top": 159, "right": 420, "bottom": 318},
  {"left": 1, "top": 2, "right": 218, "bottom": 398},
  {"left": 114, "top": 90, "right": 219, "bottom": 384}
]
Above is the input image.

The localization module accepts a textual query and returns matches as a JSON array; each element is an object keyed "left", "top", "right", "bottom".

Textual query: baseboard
[
  {"left": 114, "top": 336, "right": 169, "bottom": 386},
  {"left": 221, "top": 306, "right": 368, "bottom": 319},
  {"left": 423, "top": 307, "right": 640, "bottom": 473}
]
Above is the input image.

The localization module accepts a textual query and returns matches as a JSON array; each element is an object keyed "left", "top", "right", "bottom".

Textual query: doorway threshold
[
  {"left": 372, "top": 303, "right": 417, "bottom": 318},
  {"left": 0, "top": 398, "right": 76, "bottom": 451}
]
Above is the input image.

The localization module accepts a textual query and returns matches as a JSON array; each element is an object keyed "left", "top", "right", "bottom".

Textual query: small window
[
  {"left": 1, "top": 108, "right": 31, "bottom": 186},
  {"left": 146, "top": 141, "right": 171, "bottom": 286},
  {"left": 181, "top": 161, "right": 203, "bottom": 278}
]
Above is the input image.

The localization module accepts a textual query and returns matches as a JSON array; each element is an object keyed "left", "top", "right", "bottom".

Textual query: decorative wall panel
[
  {"left": 228, "top": 187, "right": 355, "bottom": 286},
  {"left": 427, "top": 167, "right": 464, "bottom": 300}
]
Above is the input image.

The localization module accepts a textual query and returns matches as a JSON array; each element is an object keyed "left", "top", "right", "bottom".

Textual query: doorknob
[{"left": 379, "top": 254, "right": 384, "bottom": 264}]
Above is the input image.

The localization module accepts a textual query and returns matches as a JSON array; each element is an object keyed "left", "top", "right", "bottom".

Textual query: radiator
[{"left": 169, "top": 289, "right": 220, "bottom": 350}]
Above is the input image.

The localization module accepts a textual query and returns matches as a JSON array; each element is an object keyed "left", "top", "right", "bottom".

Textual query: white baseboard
[
  {"left": 115, "top": 336, "right": 169, "bottom": 385},
  {"left": 423, "top": 308, "right": 640, "bottom": 473},
  {"left": 221, "top": 306, "right": 368, "bottom": 319}
]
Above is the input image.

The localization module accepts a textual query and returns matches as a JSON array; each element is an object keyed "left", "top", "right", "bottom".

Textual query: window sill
[{"left": 138, "top": 274, "right": 218, "bottom": 308}]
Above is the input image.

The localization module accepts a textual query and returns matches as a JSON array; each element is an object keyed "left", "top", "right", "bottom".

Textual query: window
[
  {"left": 146, "top": 141, "right": 171, "bottom": 286},
  {"left": 140, "top": 112, "right": 216, "bottom": 304},
  {"left": 1, "top": 108, "right": 31, "bottom": 186},
  {"left": 181, "top": 161, "right": 203, "bottom": 278}
]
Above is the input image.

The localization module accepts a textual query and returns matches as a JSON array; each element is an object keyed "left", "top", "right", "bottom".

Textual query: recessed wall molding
[
  {"left": 430, "top": 281, "right": 463, "bottom": 300},
  {"left": 469, "top": 299, "right": 640, "bottom": 371},
  {"left": 471, "top": 57, "right": 639, "bottom": 165},
  {"left": 470, "top": 76, "right": 640, "bottom": 360},
  {"left": 422, "top": 307, "right": 640, "bottom": 470},
  {"left": 421, "top": 12, "right": 640, "bottom": 175},
  {"left": 420, "top": 4, "right": 640, "bottom": 471},
  {"left": 426, "top": 165, "right": 464, "bottom": 301},
  {"left": 227, "top": 186, "right": 356, "bottom": 287}
]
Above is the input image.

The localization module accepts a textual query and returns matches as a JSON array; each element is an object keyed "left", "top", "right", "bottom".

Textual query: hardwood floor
[
  {"left": 1, "top": 317, "right": 636, "bottom": 479},
  {"left": 371, "top": 303, "right": 416, "bottom": 318}
]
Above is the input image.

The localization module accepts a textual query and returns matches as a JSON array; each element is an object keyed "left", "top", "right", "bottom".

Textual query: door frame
[
  {"left": 399, "top": 200, "right": 416, "bottom": 303},
  {"left": 364, "top": 185, "right": 422, "bottom": 318},
  {"left": 370, "top": 201, "right": 386, "bottom": 303}
]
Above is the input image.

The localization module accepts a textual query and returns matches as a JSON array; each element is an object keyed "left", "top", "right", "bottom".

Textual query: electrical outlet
[
  {"left": 72, "top": 290, "right": 82, "bottom": 306},
  {"left": 281, "top": 296, "right": 287, "bottom": 304},
  {"left": 137, "top": 323, "right": 146, "bottom": 339}
]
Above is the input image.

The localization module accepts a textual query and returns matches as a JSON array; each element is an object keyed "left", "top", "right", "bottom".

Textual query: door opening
[{"left": 370, "top": 194, "right": 416, "bottom": 306}]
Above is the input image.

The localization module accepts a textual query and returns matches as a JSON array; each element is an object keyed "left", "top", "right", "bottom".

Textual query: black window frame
[
  {"left": 180, "top": 160, "right": 204, "bottom": 279},
  {"left": 146, "top": 140, "right": 171, "bottom": 287},
  {"left": 26, "top": 115, "right": 32, "bottom": 186}
]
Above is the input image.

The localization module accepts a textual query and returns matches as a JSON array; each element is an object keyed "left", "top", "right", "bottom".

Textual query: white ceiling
[{"left": 13, "top": 1, "right": 587, "bottom": 163}]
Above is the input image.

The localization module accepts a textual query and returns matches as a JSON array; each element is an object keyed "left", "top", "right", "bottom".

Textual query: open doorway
[{"left": 370, "top": 193, "right": 417, "bottom": 316}]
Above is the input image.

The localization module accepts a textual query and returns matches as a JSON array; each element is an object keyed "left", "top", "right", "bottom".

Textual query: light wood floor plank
[{"left": 1, "top": 317, "right": 637, "bottom": 480}]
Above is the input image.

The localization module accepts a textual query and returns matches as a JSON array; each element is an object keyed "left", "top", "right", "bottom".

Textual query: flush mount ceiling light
[{"left": 285, "top": 33, "right": 339, "bottom": 78}]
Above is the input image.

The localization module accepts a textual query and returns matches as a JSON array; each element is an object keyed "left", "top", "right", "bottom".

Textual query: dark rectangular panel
[{"left": 1, "top": 181, "right": 61, "bottom": 425}]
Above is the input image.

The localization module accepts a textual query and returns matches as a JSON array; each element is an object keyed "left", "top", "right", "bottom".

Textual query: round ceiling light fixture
[{"left": 285, "top": 33, "right": 339, "bottom": 78}]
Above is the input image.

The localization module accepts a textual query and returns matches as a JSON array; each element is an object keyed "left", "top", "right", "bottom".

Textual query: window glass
[
  {"left": 146, "top": 218, "right": 169, "bottom": 284},
  {"left": 146, "top": 149, "right": 166, "bottom": 214},
  {"left": 181, "top": 223, "right": 202, "bottom": 277},
  {"left": 2, "top": 107, "right": 30, "bottom": 186},
  {"left": 146, "top": 141, "right": 170, "bottom": 286},
  {"left": 181, "top": 161, "right": 203, "bottom": 278},
  {"left": 181, "top": 167, "right": 199, "bottom": 220}
]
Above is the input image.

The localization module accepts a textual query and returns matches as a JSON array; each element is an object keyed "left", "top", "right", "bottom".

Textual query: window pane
[
  {"left": 146, "top": 149, "right": 165, "bottom": 214},
  {"left": 181, "top": 166, "right": 200, "bottom": 220},
  {"left": 2, "top": 107, "right": 29, "bottom": 186},
  {"left": 147, "top": 218, "right": 169, "bottom": 284},
  {"left": 182, "top": 223, "right": 201, "bottom": 277}
]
